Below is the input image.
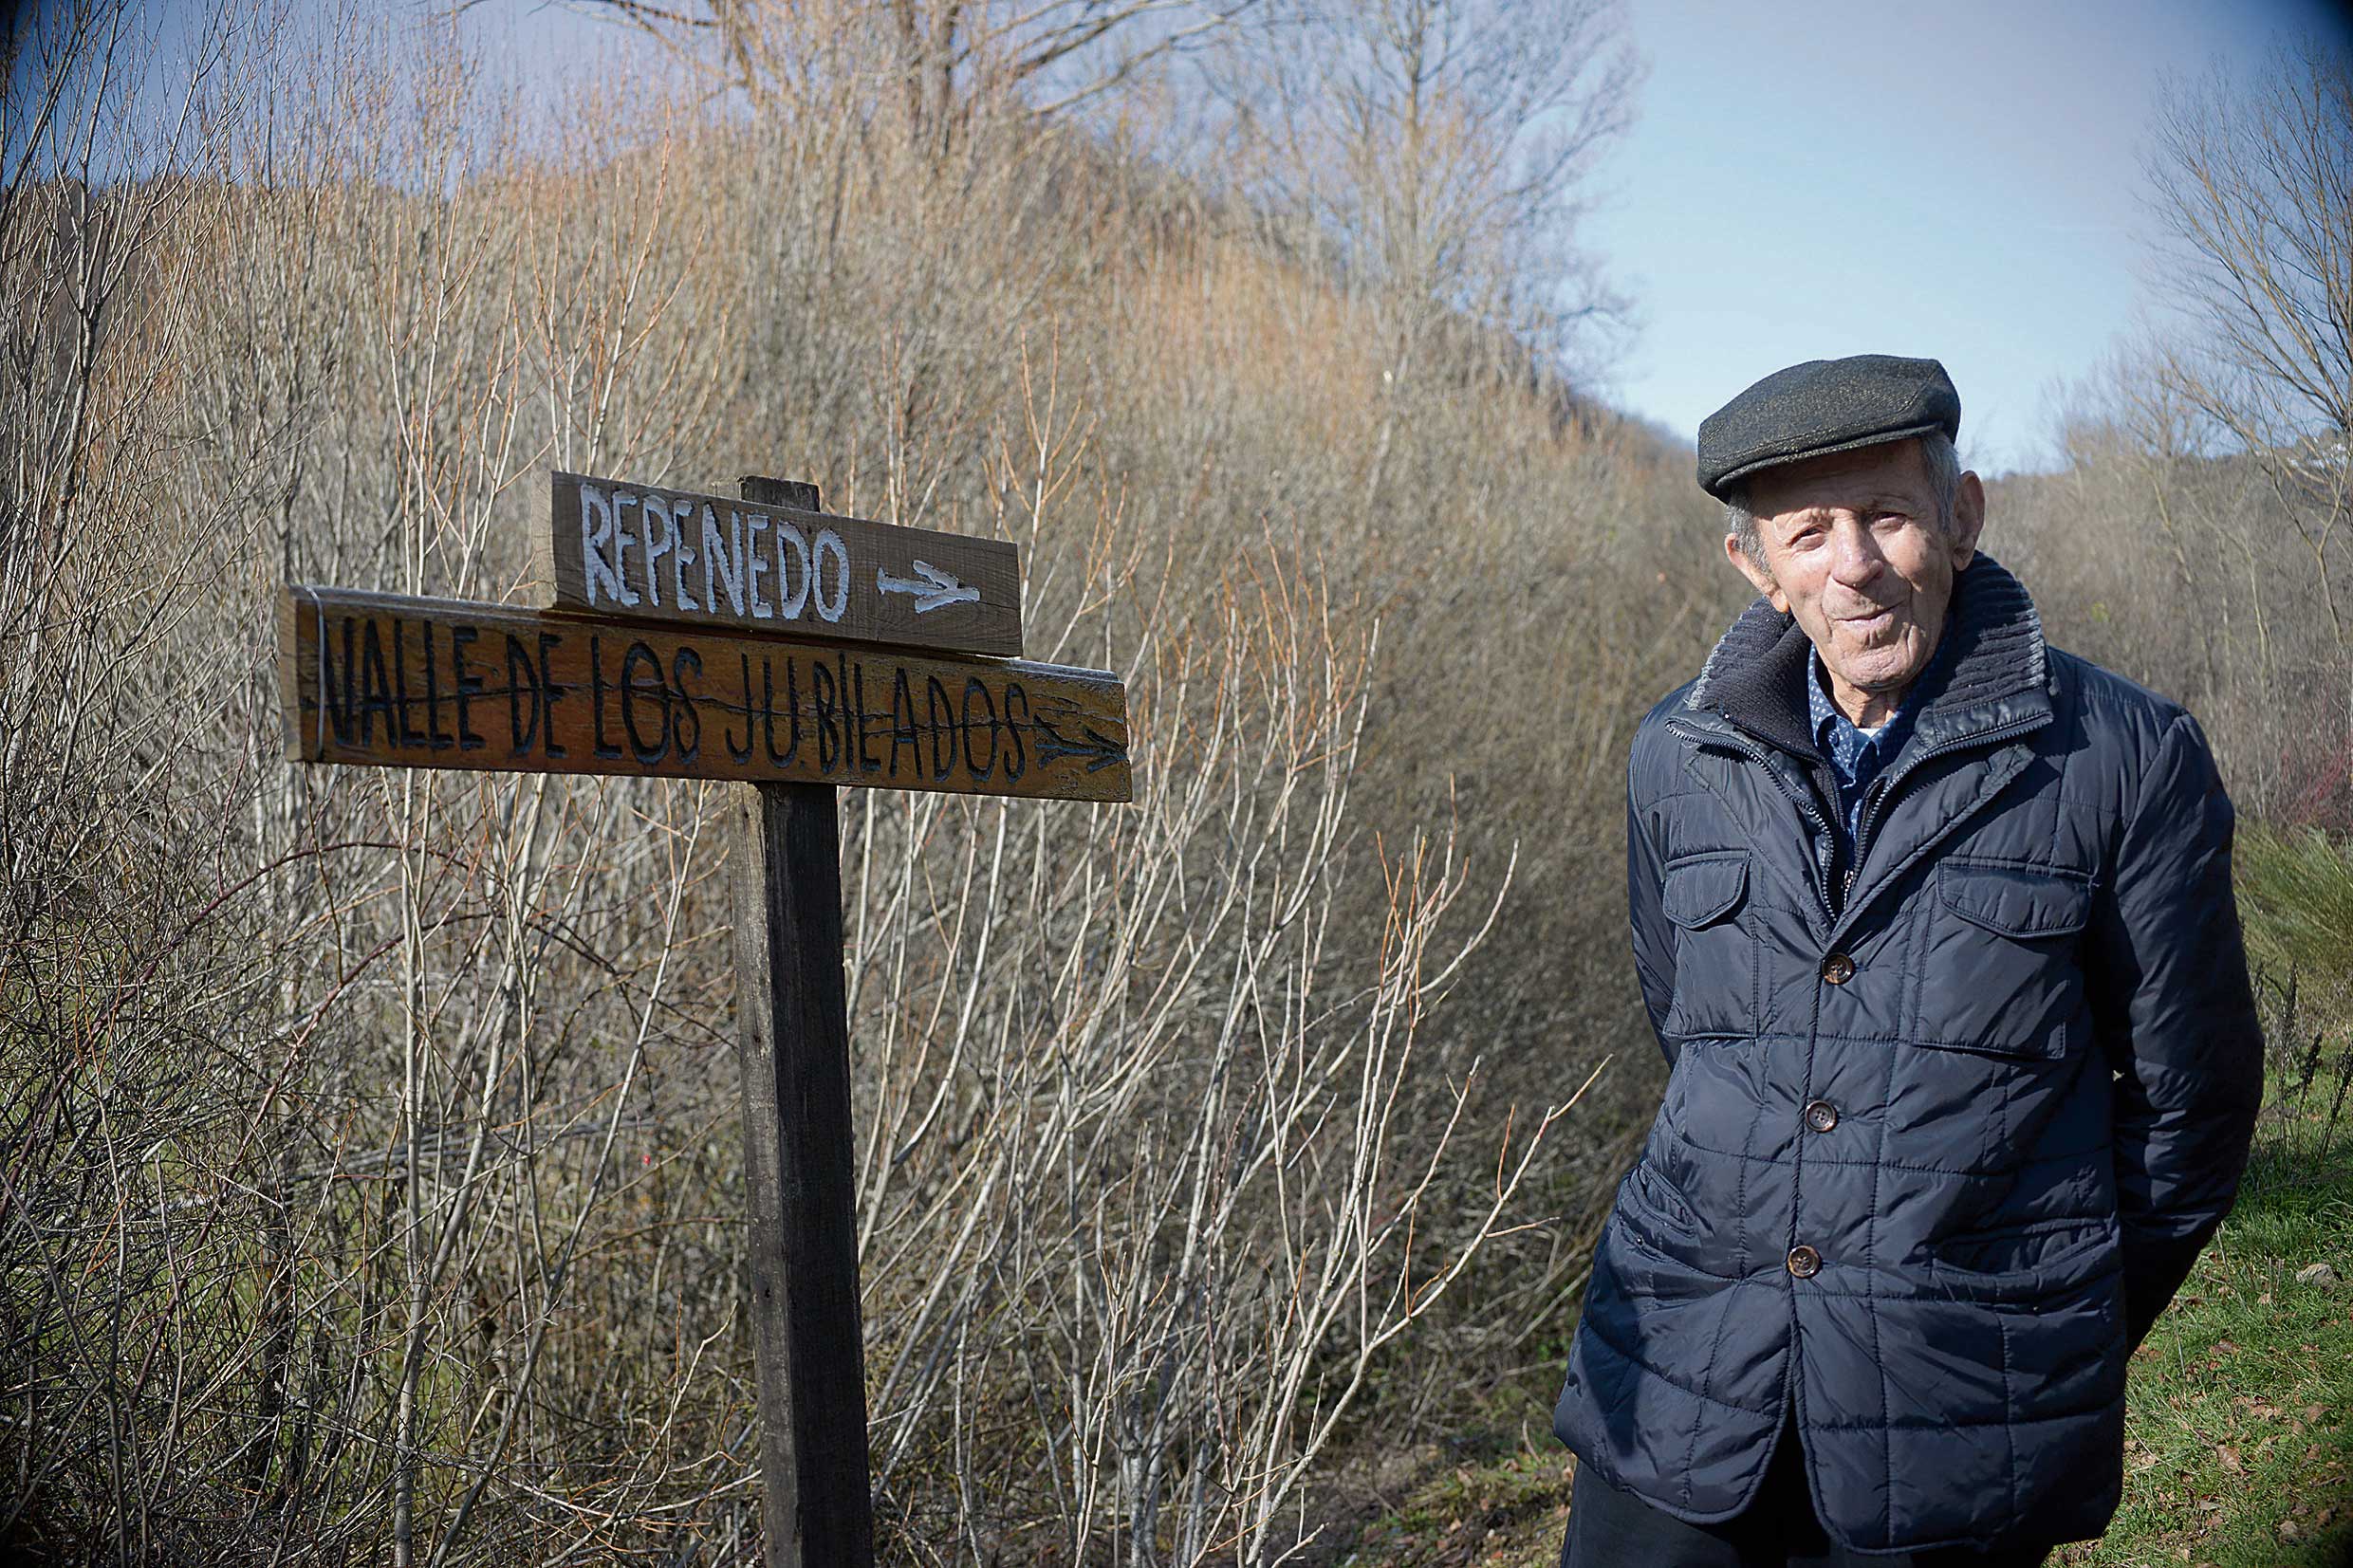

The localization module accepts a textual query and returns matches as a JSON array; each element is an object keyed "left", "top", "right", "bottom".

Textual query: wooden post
[
  {"left": 731, "top": 475, "right": 876, "bottom": 1568},
  {"left": 282, "top": 462, "right": 1128, "bottom": 1562}
]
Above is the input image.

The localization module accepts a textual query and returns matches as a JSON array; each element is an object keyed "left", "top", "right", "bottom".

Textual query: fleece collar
[{"left": 1684, "top": 551, "right": 2052, "bottom": 761}]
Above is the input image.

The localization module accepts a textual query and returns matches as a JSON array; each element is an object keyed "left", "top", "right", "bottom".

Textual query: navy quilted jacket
[{"left": 1550, "top": 553, "right": 2263, "bottom": 1553}]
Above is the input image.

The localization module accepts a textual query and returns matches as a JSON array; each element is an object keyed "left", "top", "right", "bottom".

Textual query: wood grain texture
[
  {"left": 732, "top": 469, "right": 872, "bottom": 1568},
  {"left": 731, "top": 778, "right": 873, "bottom": 1568},
  {"left": 278, "top": 584, "right": 1131, "bottom": 802},
  {"left": 538, "top": 470, "right": 1022, "bottom": 658}
]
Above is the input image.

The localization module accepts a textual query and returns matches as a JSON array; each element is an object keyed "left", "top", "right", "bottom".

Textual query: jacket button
[
  {"left": 1804, "top": 1098, "right": 1839, "bottom": 1134},
  {"left": 1821, "top": 952, "right": 1856, "bottom": 985},
  {"left": 1787, "top": 1245, "right": 1822, "bottom": 1279}
]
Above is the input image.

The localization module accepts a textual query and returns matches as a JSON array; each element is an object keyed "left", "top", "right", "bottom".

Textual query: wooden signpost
[
  {"left": 279, "top": 473, "right": 1132, "bottom": 1567},
  {"left": 536, "top": 471, "right": 1023, "bottom": 657},
  {"left": 279, "top": 585, "right": 1127, "bottom": 801}
]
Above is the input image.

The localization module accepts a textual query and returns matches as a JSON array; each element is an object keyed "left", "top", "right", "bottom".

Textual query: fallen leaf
[{"left": 2216, "top": 1445, "right": 2242, "bottom": 1474}]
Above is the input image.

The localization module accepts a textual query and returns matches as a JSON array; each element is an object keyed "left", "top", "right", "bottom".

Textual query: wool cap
[{"left": 1695, "top": 354, "right": 1961, "bottom": 500}]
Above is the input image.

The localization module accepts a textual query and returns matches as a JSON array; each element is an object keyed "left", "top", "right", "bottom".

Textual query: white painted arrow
[{"left": 876, "top": 560, "right": 982, "bottom": 615}]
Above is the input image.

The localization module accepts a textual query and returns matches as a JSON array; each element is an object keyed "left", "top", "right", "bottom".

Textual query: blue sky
[
  {"left": 1583, "top": 0, "right": 2353, "bottom": 474},
  {"left": 95, "top": 0, "right": 2344, "bottom": 478}
]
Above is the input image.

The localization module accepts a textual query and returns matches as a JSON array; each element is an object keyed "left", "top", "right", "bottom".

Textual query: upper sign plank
[
  {"left": 279, "top": 585, "right": 1128, "bottom": 803},
  {"left": 538, "top": 471, "right": 1023, "bottom": 658}
]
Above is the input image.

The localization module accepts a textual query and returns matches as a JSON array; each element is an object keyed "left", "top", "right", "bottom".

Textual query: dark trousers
[{"left": 1558, "top": 1412, "right": 2052, "bottom": 1568}]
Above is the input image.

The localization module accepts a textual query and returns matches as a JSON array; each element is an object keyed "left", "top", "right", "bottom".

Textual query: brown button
[
  {"left": 1787, "top": 1245, "right": 1823, "bottom": 1279},
  {"left": 1821, "top": 952, "right": 1856, "bottom": 985},
  {"left": 1804, "top": 1098, "right": 1839, "bottom": 1134}
]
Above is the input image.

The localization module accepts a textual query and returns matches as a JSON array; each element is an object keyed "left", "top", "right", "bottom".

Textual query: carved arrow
[
  {"left": 876, "top": 560, "right": 981, "bottom": 614},
  {"left": 1032, "top": 716, "right": 1127, "bottom": 773}
]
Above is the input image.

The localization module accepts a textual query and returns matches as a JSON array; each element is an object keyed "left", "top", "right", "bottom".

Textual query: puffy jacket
[{"left": 1549, "top": 552, "right": 2263, "bottom": 1553}]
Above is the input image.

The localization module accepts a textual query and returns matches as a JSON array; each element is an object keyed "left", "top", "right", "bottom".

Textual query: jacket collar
[{"left": 1683, "top": 551, "right": 2053, "bottom": 761}]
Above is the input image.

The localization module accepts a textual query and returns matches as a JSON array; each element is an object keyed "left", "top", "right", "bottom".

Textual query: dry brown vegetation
[
  {"left": 0, "top": 3, "right": 1701, "bottom": 1561},
  {"left": 1, "top": 3, "right": 2343, "bottom": 1564}
]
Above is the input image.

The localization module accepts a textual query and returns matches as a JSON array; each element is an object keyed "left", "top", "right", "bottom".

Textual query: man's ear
[
  {"left": 1724, "top": 530, "right": 1787, "bottom": 612},
  {"left": 1947, "top": 470, "right": 1986, "bottom": 570}
]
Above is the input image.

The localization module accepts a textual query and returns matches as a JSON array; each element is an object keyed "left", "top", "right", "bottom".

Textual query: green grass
[
  {"left": 1334, "top": 1441, "right": 1572, "bottom": 1568},
  {"left": 2236, "top": 824, "right": 2353, "bottom": 1001},
  {"left": 2054, "top": 1107, "right": 2353, "bottom": 1568},
  {"left": 1335, "top": 1110, "right": 2353, "bottom": 1568},
  {"left": 1338, "top": 832, "right": 2353, "bottom": 1568}
]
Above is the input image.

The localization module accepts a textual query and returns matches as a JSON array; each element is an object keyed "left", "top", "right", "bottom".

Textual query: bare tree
[
  {"left": 555, "top": 0, "right": 1256, "bottom": 151},
  {"left": 1199, "top": 0, "right": 1640, "bottom": 504},
  {"left": 2142, "top": 34, "right": 2353, "bottom": 655}
]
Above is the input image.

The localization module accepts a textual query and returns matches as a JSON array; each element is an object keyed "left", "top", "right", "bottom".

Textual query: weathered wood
[
  {"left": 281, "top": 463, "right": 1130, "bottom": 1568},
  {"left": 277, "top": 585, "right": 1130, "bottom": 802},
  {"left": 731, "top": 475, "right": 872, "bottom": 1568},
  {"left": 535, "top": 470, "right": 1023, "bottom": 658}
]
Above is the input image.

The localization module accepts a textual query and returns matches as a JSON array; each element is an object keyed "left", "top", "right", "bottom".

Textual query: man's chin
[{"left": 1826, "top": 640, "right": 1925, "bottom": 693}]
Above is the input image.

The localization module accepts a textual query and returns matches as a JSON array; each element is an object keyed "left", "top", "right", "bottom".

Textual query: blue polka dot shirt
[{"left": 1804, "top": 629, "right": 1950, "bottom": 872}]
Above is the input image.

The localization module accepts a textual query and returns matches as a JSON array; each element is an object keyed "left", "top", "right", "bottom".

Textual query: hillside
[{"left": 3, "top": 7, "right": 2344, "bottom": 1564}]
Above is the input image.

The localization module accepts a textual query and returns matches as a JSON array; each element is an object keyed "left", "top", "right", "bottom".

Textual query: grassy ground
[
  {"left": 2053, "top": 1101, "right": 2353, "bottom": 1568},
  {"left": 1333, "top": 954, "right": 2353, "bottom": 1568}
]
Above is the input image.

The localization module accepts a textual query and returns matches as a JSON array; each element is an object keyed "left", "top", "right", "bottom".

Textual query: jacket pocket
[
  {"left": 1926, "top": 1215, "right": 2119, "bottom": 1301},
  {"left": 1917, "top": 858, "right": 2096, "bottom": 1059},
  {"left": 1662, "top": 852, "right": 1747, "bottom": 930},
  {"left": 1620, "top": 1157, "right": 1698, "bottom": 1237},
  {"left": 1937, "top": 859, "right": 2095, "bottom": 939},
  {"left": 1659, "top": 853, "right": 1754, "bottom": 1039}
]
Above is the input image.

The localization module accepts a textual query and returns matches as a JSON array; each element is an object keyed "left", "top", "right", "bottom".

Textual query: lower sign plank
[{"left": 279, "top": 586, "right": 1131, "bottom": 803}]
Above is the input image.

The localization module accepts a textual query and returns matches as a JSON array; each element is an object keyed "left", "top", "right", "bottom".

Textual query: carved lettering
[
  {"left": 450, "top": 626, "right": 486, "bottom": 750},
  {"left": 538, "top": 631, "right": 567, "bottom": 759},
  {"left": 507, "top": 633, "right": 541, "bottom": 754},
  {"left": 812, "top": 658, "right": 840, "bottom": 772},
  {"left": 621, "top": 640, "right": 668, "bottom": 764},
  {"left": 284, "top": 589, "right": 1127, "bottom": 802}
]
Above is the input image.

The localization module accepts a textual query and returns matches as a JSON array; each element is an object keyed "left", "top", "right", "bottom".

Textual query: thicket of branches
[
  {"left": 6, "top": 3, "right": 2338, "bottom": 1562},
  {"left": 2009, "top": 34, "right": 2351, "bottom": 832},
  {"left": 0, "top": 2, "right": 1694, "bottom": 1562}
]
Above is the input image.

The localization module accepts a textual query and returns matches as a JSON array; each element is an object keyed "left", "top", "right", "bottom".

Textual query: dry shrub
[{"left": 0, "top": 2, "right": 1717, "bottom": 1562}]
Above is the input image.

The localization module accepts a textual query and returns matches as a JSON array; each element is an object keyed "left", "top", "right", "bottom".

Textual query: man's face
[{"left": 1724, "top": 437, "right": 1986, "bottom": 708}]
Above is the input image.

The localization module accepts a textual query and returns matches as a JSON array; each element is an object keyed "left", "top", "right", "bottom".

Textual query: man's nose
[{"left": 1830, "top": 522, "right": 1885, "bottom": 585}]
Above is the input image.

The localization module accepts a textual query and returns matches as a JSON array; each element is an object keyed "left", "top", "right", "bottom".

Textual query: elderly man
[{"left": 1550, "top": 356, "right": 2263, "bottom": 1566}]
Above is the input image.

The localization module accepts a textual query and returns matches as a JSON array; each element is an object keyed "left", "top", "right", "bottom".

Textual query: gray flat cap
[{"left": 1696, "top": 354, "right": 1960, "bottom": 500}]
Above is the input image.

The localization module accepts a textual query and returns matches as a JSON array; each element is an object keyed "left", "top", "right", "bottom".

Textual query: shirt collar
[
  {"left": 1806, "top": 644, "right": 1843, "bottom": 750},
  {"left": 1806, "top": 624, "right": 1954, "bottom": 762}
]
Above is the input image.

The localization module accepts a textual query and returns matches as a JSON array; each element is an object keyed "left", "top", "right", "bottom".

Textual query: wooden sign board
[
  {"left": 279, "top": 585, "right": 1130, "bottom": 803},
  {"left": 536, "top": 471, "right": 1023, "bottom": 659}
]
